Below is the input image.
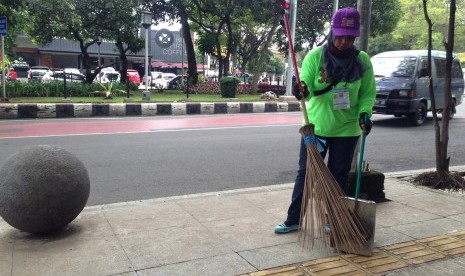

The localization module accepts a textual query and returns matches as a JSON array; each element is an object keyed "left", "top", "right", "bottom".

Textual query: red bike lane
[{"left": 0, "top": 114, "right": 301, "bottom": 139}]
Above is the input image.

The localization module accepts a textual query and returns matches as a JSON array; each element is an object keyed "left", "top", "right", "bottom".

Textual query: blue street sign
[{"left": 0, "top": 16, "right": 7, "bottom": 37}]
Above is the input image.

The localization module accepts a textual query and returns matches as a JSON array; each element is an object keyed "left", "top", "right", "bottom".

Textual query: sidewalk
[{"left": 1, "top": 168, "right": 465, "bottom": 276}]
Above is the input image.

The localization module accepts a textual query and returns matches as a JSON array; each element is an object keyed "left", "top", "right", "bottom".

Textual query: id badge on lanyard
[{"left": 333, "top": 87, "right": 350, "bottom": 110}]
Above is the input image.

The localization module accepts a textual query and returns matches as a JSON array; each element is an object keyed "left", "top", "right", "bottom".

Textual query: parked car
[
  {"left": 127, "top": 69, "right": 141, "bottom": 85},
  {"left": 167, "top": 75, "right": 187, "bottom": 89},
  {"left": 371, "top": 50, "right": 464, "bottom": 126},
  {"left": 154, "top": 72, "right": 176, "bottom": 89},
  {"left": 142, "top": 71, "right": 161, "bottom": 86},
  {"left": 145, "top": 71, "right": 163, "bottom": 86},
  {"left": 64, "top": 68, "right": 81, "bottom": 75},
  {"left": 95, "top": 68, "right": 121, "bottom": 83},
  {"left": 28, "top": 66, "right": 50, "bottom": 82},
  {"left": 7, "top": 69, "right": 18, "bottom": 81},
  {"left": 12, "top": 62, "right": 30, "bottom": 80},
  {"left": 99, "top": 72, "right": 120, "bottom": 83},
  {"left": 42, "top": 71, "right": 86, "bottom": 83}
]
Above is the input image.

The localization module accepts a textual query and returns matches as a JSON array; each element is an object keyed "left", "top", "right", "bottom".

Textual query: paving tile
[
  {"left": 0, "top": 227, "right": 13, "bottom": 276},
  {"left": 386, "top": 255, "right": 465, "bottom": 275},
  {"left": 343, "top": 249, "right": 409, "bottom": 274},
  {"left": 374, "top": 228, "right": 415, "bottom": 247},
  {"left": 301, "top": 256, "right": 367, "bottom": 275},
  {"left": 393, "top": 192, "right": 465, "bottom": 216},
  {"left": 417, "top": 235, "right": 465, "bottom": 256},
  {"left": 137, "top": 253, "right": 256, "bottom": 276},
  {"left": 116, "top": 224, "right": 232, "bottom": 271},
  {"left": 177, "top": 194, "right": 267, "bottom": 222},
  {"left": 375, "top": 201, "right": 440, "bottom": 227},
  {"left": 72, "top": 208, "right": 115, "bottom": 236},
  {"left": 448, "top": 230, "right": 465, "bottom": 240},
  {"left": 235, "top": 188, "right": 292, "bottom": 218},
  {"left": 390, "top": 217, "right": 465, "bottom": 239},
  {"left": 382, "top": 241, "right": 446, "bottom": 265},
  {"left": 238, "top": 242, "right": 333, "bottom": 271},
  {"left": 448, "top": 212, "right": 465, "bottom": 223},
  {"left": 10, "top": 224, "right": 132, "bottom": 276},
  {"left": 202, "top": 211, "right": 299, "bottom": 252},
  {"left": 106, "top": 272, "right": 138, "bottom": 276},
  {"left": 0, "top": 219, "right": 16, "bottom": 239},
  {"left": 233, "top": 187, "right": 292, "bottom": 207},
  {"left": 382, "top": 179, "right": 424, "bottom": 199},
  {"left": 103, "top": 201, "right": 197, "bottom": 234},
  {"left": 247, "top": 265, "right": 305, "bottom": 276}
]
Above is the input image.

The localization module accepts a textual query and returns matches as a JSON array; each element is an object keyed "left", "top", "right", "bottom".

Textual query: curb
[
  {"left": 82, "top": 166, "right": 465, "bottom": 213},
  {"left": 0, "top": 102, "right": 302, "bottom": 119}
]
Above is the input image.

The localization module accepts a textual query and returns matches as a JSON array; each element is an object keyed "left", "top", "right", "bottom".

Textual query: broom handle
[
  {"left": 282, "top": 12, "right": 310, "bottom": 126},
  {"left": 355, "top": 115, "right": 368, "bottom": 199}
]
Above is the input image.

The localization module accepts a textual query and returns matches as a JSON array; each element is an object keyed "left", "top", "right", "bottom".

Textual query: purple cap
[{"left": 331, "top": 7, "right": 360, "bottom": 37}]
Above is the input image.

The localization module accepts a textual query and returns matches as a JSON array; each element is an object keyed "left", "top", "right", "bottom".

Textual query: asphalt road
[{"left": 0, "top": 105, "right": 464, "bottom": 206}]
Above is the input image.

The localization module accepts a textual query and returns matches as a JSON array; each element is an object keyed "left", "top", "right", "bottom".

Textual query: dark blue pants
[{"left": 285, "top": 136, "right": 359, "bottom": 225}]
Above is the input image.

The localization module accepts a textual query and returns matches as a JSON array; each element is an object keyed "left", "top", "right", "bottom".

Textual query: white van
[{"left": 371, "top": 50, "right": 464, "bottom": 125}]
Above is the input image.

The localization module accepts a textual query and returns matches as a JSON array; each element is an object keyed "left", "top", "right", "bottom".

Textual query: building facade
[{"left": 13, "top": 28, "right": 207, "bottom": 77}]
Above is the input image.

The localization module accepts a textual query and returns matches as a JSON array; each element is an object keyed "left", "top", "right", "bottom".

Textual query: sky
[{"left": 152, "top": 21, "right": 181, "bottom": 31}]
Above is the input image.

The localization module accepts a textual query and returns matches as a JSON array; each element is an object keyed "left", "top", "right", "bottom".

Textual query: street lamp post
[
  {"left": 141, "top": 11, "right": 152, "bottom": 101},
  {"left": 180, "top": 27, "right": 184, "bottom": 88},
  {"left": 97, "top": 35, "right": 102, "bottom": 68}
]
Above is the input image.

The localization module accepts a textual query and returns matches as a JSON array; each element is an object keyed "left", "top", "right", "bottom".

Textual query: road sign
[{"left": 0, "top": 16, "right": 7, "bottom": 37}]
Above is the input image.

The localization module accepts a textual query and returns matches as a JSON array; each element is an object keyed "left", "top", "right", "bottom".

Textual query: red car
[{"left": 127, "top": 69, "right": 141, "bottom": 85}]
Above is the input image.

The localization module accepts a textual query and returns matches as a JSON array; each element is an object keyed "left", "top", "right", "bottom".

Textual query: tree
[
  {"left": 274, "top": 0, "right": 402, "bottom": 54},
  {"left": 25, "top": 0, "right": 102, "bottom": 82},
  {"left": 189, "top": 0, "right": 244, "bottom": 79},
  {"left": 235, "top": 1, "right": 283, "bottom": 82},
  {"left": 24, "top": 0, "right": 143, "bottom": 83},
  {"left": 0, "top": 1, "right": 28, "bottom": 61},
  {"left": 143, "top": 0, "right": 200, "bottom": 85},
  {"left": 419, "top": 0, "right": 464, "bottom": 188},
  {"left": 265, "top": 54, "right": 286, "bottom": 78},
  {"left": 370, "top": 0, "right": 465, "bottom": 55},
  {"left": 97, "top": 0, "right": 144, "bottom": 84}
]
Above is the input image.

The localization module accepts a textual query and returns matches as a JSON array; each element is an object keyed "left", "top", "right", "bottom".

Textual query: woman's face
[{"left": 333, "top": 36, "right": 355, "bottom": 51}]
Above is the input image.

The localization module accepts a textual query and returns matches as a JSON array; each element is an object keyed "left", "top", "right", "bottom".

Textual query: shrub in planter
[
  {"left": 347, "top": 169, "right": 386, "bottom": 203},
  {"left": 237, "top": 84, "right": 253, "bottom": 95},
  {"left": 220, "top": 77, "right": 239, "bottom": 98},
  {"left": 189, "top": 82, "right": 220, "bottom": 94}
]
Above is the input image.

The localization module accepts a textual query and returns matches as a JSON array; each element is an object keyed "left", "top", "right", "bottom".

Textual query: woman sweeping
[{"left": 275, "top": 7, "right": 376, "bottom": 234}]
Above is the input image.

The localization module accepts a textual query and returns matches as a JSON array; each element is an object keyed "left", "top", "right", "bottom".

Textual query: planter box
[{"left": 347, "top": 170, "right": 386, "bottom": 203}]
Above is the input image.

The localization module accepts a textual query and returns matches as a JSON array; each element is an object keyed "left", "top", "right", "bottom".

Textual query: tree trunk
[
  {"left": 179, "top": 11, "right": 198, "bottom": 85},
  {"left": 422, "top": 1, "right": 441, "bottom": 173},
  {"left": 422, "top": 0, "right": 455, "bottom": 178},
  {"left": 225, "top": 15, "right": 233, "bottom": 75},
  {"left": 116, "top": 41, "right": 128, "bottom": 85},
  {"left": 218, "top": 58, "right": 224, "bottom": 79},
  {"left": 250, "top": 16, "right": 280, "bottom": 93},
  {"left": 438, "top": 0, "right": 456, "bottom": 175},
  {"left": 76, "top": 36, "right": 94, "bottom": 84}
]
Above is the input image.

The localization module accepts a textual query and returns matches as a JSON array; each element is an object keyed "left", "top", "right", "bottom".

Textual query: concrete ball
[{"left": 0, "top": 145, "right": 90, "bottom": 234}]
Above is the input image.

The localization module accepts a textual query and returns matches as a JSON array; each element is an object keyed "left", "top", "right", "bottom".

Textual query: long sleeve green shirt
[{"left": 300, "top": 46, "right": 376, "bottom": 137}]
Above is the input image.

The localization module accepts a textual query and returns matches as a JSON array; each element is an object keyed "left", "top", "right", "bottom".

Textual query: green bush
[
  {"left": 220, "top": 77, "right": 239, "bottom": 98},
  {"left": 3, "top": 81, "right": 136, "bottom": 98}
]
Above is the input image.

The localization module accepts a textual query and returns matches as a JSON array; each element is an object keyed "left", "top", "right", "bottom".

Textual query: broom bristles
[{"left": 298, "top": 124, "right": 367, "bottom": 253}]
